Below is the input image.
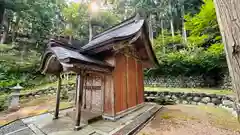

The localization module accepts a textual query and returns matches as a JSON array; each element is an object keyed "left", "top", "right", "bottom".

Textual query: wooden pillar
[
  {"left": 83, "top": 75, "right": 87, "bottom": 109},
  {"left": 101, "top": 75, "right": 105, "bottom": 113},
  {"left": 74, "top": 72, "right": 84, "bottom": 130},
  {"left": 53, "top": 74, "right": 61, "bottom": 120},
  {"left": 75, "top": 75, "right": 78, "bottom": 106}
]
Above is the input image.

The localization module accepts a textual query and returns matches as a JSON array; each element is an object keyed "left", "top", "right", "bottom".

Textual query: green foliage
[
  {"left": 184, "top": 0, "right": 221, "bottom": 49},
  {"left": 185, "top": 0, "right": 218, "bottom": 36},
  {"left": 148, "top": 0, "right": 226, "bottom": 78},
  {"left": 0, "top": 0, "right": 121, "bottom": 89},
  {"left": 0, "top": 94, "right": 8, "bottom": 111},
  {"left": 152, "top": 29, "right": 225, "bottom": 77},
  {"left": 0, "top": 43, "right": 42, "bottom": 88}
]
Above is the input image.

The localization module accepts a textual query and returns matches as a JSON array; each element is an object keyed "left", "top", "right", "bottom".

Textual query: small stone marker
[{"left": 9, "top": 83, "right": 23, "bottom": 111}]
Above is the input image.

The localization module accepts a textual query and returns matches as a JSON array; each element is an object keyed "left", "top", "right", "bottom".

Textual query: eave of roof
[
  {"left": 50, "top": 46, "right": 113, "bottom": 68},
  {"left": 39, "top": 41, "right": 113, "bottom": 74}
]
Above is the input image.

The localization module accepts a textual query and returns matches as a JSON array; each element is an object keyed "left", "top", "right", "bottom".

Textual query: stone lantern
[{"left": 9, "top": 83, "right": 23, "bottom": 111}]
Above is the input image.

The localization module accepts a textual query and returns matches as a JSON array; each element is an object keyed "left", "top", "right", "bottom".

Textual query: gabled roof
[
  {"left": 81, "top": 13, "right": 159, "bottom": 67},
  {"left": 81, "top": 14, "right": 144, "bottom": 52}
]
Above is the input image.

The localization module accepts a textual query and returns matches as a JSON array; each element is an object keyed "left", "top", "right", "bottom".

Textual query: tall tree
[
  {"left": 0, "top": 9, "right": 9, "bottom": 44},
  {"left": 214, "top": 0, "right": 240, "bottom": 121},
  {"left": 0, "top": 1, "right": 4, "bottom": 25}
]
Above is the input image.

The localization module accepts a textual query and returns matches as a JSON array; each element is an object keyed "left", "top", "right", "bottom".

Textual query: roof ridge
[{"left": 91, "top": 13, "right": 139, "bottom": 40}]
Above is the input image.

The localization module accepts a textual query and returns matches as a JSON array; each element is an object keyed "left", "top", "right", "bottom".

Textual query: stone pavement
[{"left": 0, "top": 103, "right": 162, "bottom": 135}]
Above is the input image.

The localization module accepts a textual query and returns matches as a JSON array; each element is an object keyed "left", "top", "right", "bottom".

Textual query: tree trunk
[
  {"left": 170, "top": 18, "right": 175, "bottom": 37},
  {"left": 1, "top": 10, "right": 9, "bottom": 44},
  {"left": 214, "top": 0, "right": 240, "bottom": 121},
  {"left": 11, "top": 13, "right": 20, "bottom": 44},
  {"left": 181, "top": 5, "right": 187, "bottom": 44},
  {"left": 0, "top": 3, "right": 4, "bottom": 25},
  {"left": 148, "top": 14, "right": 153, "bottom": 44},
  {"left": 169, "top": 1, "right": 175, "bottom": 37},
  {"left": 88, "top": 20, "right": 93, "bottom": 42},
  {"left": 161, "top": 20, "right": 165, "bottom": 54}
]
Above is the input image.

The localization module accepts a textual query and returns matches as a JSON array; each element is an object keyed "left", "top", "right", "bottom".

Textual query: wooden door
[{"left": 83, "top": 75, "right": 103, "bottom": 113}]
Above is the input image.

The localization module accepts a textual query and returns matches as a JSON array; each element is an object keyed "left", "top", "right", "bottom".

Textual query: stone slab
[
  {"left": 0, "top": 120, "right": 27, "bottom": 135},
  {"left": 5, "top": 127, "right": 35, "bottom": 135},
  {"left": 28, "top": 124, "right": 45, "bottom": 135}
]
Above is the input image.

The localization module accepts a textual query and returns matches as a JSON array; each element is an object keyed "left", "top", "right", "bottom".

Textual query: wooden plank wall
[
  {"left": 137, "top": 61, "right": 144, "bottom": 104},
  {"left": 127, "top": 57, "right": 137, "bottom": 108},
  {"left": 113, "top": 53, "right": 127, "bottom": 113},
  {"left": 113, "top": 53, "right": 144, "bottom": 114}
]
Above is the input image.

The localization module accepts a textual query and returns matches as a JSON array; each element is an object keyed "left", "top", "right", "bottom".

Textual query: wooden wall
[
  {"left": 113, "top": 53, "right": 144, "bottom": 114},
  {"left": 104, "top": 74, "right": 114, "bottom": 116},
  {"left": 127, "top": 57, "right": 137, "bottom": 108},
  {"left": 113, "top": 53, "right": 128, "bottom": 113},
  {"left": 137, "top": 61, "right": 144, "bottom": 104}
]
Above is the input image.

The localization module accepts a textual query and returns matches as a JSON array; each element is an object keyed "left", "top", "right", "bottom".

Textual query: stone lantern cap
[{"left": 11, "top": 83, "right": 23, "bottom": 91}]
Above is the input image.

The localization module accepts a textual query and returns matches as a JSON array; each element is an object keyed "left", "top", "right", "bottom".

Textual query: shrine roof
[
  {"left": 39, "top": 13, "right": 159, "bottom": 74},
  {"left": 49, "top": 45, "right": 112, "bottom": 67},
  {"left": 81, "top": 14, "right": 145, "bottom": 52}
]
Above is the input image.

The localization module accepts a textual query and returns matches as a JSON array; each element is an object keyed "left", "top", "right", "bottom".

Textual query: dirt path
[{"left": 138, "top": 105, "right": 240, "bottom": 135}]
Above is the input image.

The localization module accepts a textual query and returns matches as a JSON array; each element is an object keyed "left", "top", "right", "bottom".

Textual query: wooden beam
[
  {"left": 72, "top": 63, "right": 112, "bottom": 73},
  {"left": 53, "top": 74, "right": 61, "bottom": 120},
  {"left": 74, "top": 72, "right": 84, "bottom": 130}
]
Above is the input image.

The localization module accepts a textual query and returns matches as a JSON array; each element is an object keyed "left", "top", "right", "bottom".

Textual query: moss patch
[{"left": 160, "top": 108, "right": 198, "bottom": 121}]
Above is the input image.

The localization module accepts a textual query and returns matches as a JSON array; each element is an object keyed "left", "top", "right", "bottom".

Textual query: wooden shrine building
[{"left": 39, "top": 13, "right": 158, "bottom": 130}]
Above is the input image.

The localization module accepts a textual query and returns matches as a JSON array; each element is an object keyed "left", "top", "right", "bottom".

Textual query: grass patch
[
  {"left": 20, "top": 95, "right": 73, "bottom": 110},
  {"left": 59, "top": 102, "right": 73, "bottom": 110},
  {"left": 20, "top": 96, "right": 55, "bottom": 107},
  {"left": 161, "top": 113, "right": 174, "bottom": 119},
  {"left": 0, "top": 44, "right": 14, "bottom": 51},
  {"left": 145, "top": 86, "right": 233, "bottom": 95},
  {"left": 160, "top": 108, "right": 198, "bottom": 121}
]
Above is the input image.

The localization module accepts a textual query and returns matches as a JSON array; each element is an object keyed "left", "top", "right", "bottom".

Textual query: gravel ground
[{"left": 137, "top": 105, "right": 240, "bottom": 135}]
